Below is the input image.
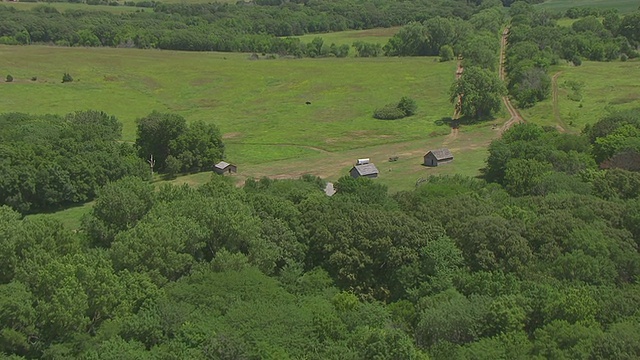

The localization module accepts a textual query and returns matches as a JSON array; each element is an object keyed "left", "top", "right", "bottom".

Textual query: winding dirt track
[
  {"left": 552, "top": 71, "right": 567, "bottom": 132},
  {"left": 446, "top": 60, "right": 464, "bottom": 141},
  {"left": 498, "top": 26, "right": 524, "bottom": 134}
]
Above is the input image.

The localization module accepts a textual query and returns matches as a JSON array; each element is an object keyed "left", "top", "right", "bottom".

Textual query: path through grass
[{"left": 520, "top": 60, "right": 640, "bottom": 132}]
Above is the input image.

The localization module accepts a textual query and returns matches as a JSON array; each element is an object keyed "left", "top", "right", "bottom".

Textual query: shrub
[
  {"left": 398, "top": 96, "right": 417, "bottom": 116},
  {"left": 439, "top": 45, "right": 455, "bottom": 62},
  {"left": 31, "top": 76, "right": 37, "bottom": 81},
  {"left": 373, "top": 104, "right": 406, "bottom": 120},
  {"left": 62, "top": 73, "right": 73, "bottom": 83},
  {"left": 0, "top": 36, "right": 19, "bottom": 45},
  {"left": 620, "top": 53, "right": 628, "bottom": 62},
  {"left": 5, "top": 75, "right": 13, "bottom": 83},
  {"left": 571, "top": 56, "right": 582, "bottom": 66},
  {"left": 373, "top": 96, "right": 418, "bottom": 120}
]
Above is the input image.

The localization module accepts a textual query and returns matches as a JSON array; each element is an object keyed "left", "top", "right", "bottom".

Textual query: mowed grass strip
[
  {"left": 520, "top": 60, "right": 640, "bottom": 131},
  {"left": 0, "top": 45, "right": 456, "bottom": 164},
  {"left": 536, "top": 0, "right": 639, "bottom": 14}
]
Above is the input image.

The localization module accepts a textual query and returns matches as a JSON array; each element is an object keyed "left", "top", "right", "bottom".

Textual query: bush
[
  {"left": 164, "top": 155, "right": 182, "bottom": 179},
  {"left": 373, "top": 104, "right": 406, "bottom": 120},
  {"left": 62, "top": 73, "right": 73, "bottom": 83},
  {"left": 31, "top": 76, "right": 37, "bottom": 81},
  {"left": 5, "top": 75, "right": 13, "bottom": 83},
  {"left": 439, "top": 45, "right": 455, "bottom": 62},
  {"left": 571, "top": 56, "right": 582, "bottom": 66},
  {"left": 620, "top": 53, "right": 628, "bottom": 62},
  {"left": 373, "top": 96, "right": 418, "bottom": 120},
  {"left": 398, "top": 96, "right": 417, "bottom": 116}
]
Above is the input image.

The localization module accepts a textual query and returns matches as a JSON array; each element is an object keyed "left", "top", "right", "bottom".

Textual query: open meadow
[
  {"left": 520, "top": 60, "right": 640, "bottom": 132},
  {"left": 1, "top": 42, "right": 512, "bottom": 228},
  {"left": 0, "top": 45, "right": 461, "bottom": 166},
  {"left": 537, "top": 0, "right": 639, "bottom": 14}
]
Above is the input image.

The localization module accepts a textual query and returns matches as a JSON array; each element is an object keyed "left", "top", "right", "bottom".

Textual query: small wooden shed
[
  {"left": 213, "top": 161, "right": 237, "bottom": 174},
  {"left": 350, "top": 163, "right": 379, "bottom": 179},
  {"left": 423, "top": 149, "right": 453, "bottom": 167}
]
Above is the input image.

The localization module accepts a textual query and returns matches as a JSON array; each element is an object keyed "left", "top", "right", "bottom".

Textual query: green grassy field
[
  {"left": 4, "top": 1, "right": 140, "bottom": 13},
  {"left": 1, "top": 43, "right": 508, "bottom": 229},
  {"left": 537, "top": 0, "right": 639, "bottom": 14},
  {"left": 0, "top": 45, "right": 458, "bottom": 166},
  {"left": 295, "top": 27, "right": 399, "bottom": 48},
  {"left": 31, "top": 122, "right": 501, "bottom": 230},
  {"left": 520, "top": 60, "right": 640, "bottom": 132}
]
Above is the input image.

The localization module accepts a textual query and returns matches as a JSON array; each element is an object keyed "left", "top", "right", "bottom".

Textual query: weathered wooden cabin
[
  {"left": 213, "top": 161, "right": 237, "bottom": 174},
  {"left": 350, "top": 163, "right": 379, "bottom": 179},
  {"left": 423, "top": 149, "right": 454, "bottom": 167}
]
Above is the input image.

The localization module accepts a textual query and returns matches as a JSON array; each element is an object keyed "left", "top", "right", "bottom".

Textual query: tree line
[
  {"left": 0, "top": 111, "right": 224, "bottom": 213},
  {"left": 1, "top": 108, "right": 639, "bottom": 358},
  {"left": 505, "top": 2, "right": 640, "bottom": 108},
  {"left": 0, "top": 0, "right": 482, "bottom": 55}
]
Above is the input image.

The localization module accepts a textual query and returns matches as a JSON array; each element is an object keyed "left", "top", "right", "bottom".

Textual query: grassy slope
[
  {"left": 2, "top": 31, "right": 510, "bottom": 229},
  {"left": 0, "top": 45, "right": 457, "bottom": 165},
  {"left": 520, "top": 60, "right": 640, "bottom": 131},
  {"left": 537, "top": 0, "right": 639, "bottom": 14}
]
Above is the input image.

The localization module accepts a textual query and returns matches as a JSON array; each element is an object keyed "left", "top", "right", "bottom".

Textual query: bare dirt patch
[
  {"left": 351, "top": 27, "right": 401, "bottom": 38},
  {"left": 223, "top": 132, "right": 243, "bottom": 139},
  {"left": 190, "top": 78, "right": 214, "bottom": 86}
]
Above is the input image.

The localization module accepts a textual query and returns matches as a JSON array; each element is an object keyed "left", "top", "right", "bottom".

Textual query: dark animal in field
[{"left": 306, "top": 101, "right": 311, "bottom": 105}]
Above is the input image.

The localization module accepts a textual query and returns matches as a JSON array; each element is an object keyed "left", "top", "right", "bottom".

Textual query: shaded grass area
[
  {"left": 520, "top": 60, "right": 640, "bottom": 132},
  {"left": 4, "top": 2, "right": 140, "bottom": 13},
  {"left": 26, "top": 202, "right": 94, "bottom": 230},
  {"left": 537, "top": 0, "right": 639, "bottom": 14},
  {"left": 0, "top": 45, "right": 456, "bottom": 165}
]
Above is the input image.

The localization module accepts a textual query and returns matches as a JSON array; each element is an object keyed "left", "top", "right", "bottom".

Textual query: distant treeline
[{"left": 0, "top": 0, "right": 540, "bottom": 55}]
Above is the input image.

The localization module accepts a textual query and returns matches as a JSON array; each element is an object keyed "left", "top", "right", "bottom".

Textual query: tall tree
[
  {"left": 450, "top": 66, "right": 506, "bottom": 119},
  {"left": 135, "top": 112, "right": 188, "bottom": 171}
]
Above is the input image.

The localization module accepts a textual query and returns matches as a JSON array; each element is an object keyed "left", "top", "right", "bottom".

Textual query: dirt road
[
  {"left": 447, "top": 59, "right": 463, "bottom": 142},
  {"left": 498, "top": 26, "right": 524, "bottom": 134},
  {"left": 552, "top": 71, "right": 567, "bottom": 132}
]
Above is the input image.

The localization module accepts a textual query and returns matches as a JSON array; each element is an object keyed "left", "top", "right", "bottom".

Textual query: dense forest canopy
[
  {"left": 1, "top": 109, "right": 640, "bottom": 358},
  {"left": 0, "top": 111, "right": 224, "bottom": 214},
  {"left": 0, "top": 111, "right": 148, "bottom": 213}
]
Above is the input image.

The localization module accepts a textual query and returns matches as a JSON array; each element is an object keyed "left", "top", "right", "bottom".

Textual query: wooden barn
[
  {"left": 350, "top": 163, "right": 379, "bottom": 179},
  {"left": 213, "top": 161, "right": 237, "bottom": 174},
  {"left": 423, "top": 149, "right": 453, "bottom": 167}
]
